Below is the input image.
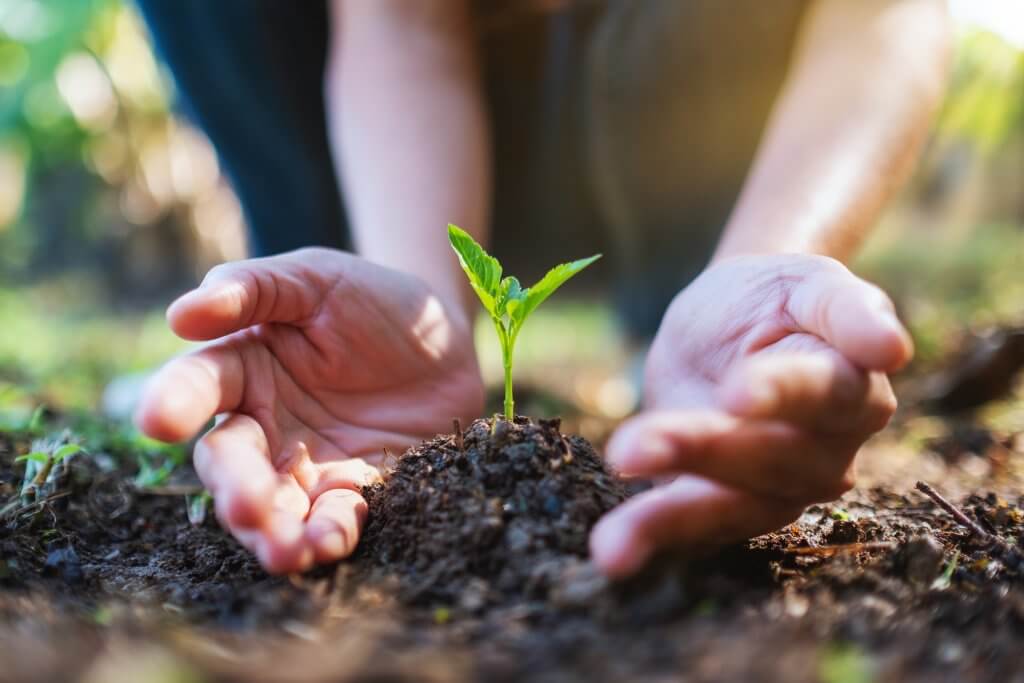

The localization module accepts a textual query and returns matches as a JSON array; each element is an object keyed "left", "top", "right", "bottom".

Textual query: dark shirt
[{"left": 137, "top": 0, "right": 807, "bottom": 334}]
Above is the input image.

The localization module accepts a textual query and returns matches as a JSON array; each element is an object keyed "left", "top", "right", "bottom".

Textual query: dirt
[
  {"left": 1, "top": 415, "right": 1024, "bottom": 682},
  {"left": 358, "top": 417, "right": 626, "bottom": 609}
]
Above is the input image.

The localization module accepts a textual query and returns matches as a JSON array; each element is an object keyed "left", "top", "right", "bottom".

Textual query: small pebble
[
  {"left": 901, "top": 535, "right": 945, "bottom": 585},
  {"left": 44, "top": 546, "right": 83, "bottom": 585}
]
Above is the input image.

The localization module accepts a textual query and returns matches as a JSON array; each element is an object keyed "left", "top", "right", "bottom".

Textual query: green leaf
[
  {"left": 448, "top": 225, "right": 502, "bottom": 316},
  {"left": 52, "top": 444, "right": 82, "bottom": 463},
  {"left": 511, "top": 254, "right": 601, "bottom": 329},
  {"left": 496, "top": 276, "right": 525, "bottom": 318},
  {"left": 15, "top": 451, "right": 49, "bottom": 465}
]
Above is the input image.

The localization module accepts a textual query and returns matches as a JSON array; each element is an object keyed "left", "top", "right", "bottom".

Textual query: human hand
[
  {"left": 136, "top": 248, "right": 484, "bottom": 573},
  {"left": 591, "top": 254, "right": 912, "bottom": 577}
]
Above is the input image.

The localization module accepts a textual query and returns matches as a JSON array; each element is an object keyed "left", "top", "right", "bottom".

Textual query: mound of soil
[{"left": 358, "top": 417, "right": 627, "bottom": 607}]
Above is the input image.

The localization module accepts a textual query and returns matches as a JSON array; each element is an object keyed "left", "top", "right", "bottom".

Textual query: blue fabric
[{"left": 136, "top": 0, "right": 349, "bottom": 256}]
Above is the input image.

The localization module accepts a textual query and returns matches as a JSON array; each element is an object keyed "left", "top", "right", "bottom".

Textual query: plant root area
[{"left": 2, "top": 416, "right": 1024, "bottom": 682}]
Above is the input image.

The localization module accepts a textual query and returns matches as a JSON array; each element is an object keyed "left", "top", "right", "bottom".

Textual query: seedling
[
  {"left": 1, "top": 439, "right": 82, "bottom": 520},
  {"left": 186, "top": 490, "right": 213, "bottom": 526},
  {"left": 16, "top": 442, "right": 81, "bottom": 497},
  {"left": 448, "top": 224, "right": 600, "bottom": 420},
  {"left": 134, "top": 450, "right": 183, "bottom": 488}
]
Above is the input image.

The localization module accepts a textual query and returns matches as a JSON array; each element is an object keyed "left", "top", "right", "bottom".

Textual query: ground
[{"left": 2, "top": 378, "right": 1023, "bottom": 683}]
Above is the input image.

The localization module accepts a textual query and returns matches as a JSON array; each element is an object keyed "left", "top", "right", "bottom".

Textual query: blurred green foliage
[
  {"left": 0, "top": 279, "right": 186, "bottom": 408},
  {"left": 1, "top": 0, "right": 239, "bottom": 304},
  {"left": 937, "top": 29, "right": 1024, "bottom": 155},
  {"left": 857, "top": 221, "right": 1024, "bottom": 364}
]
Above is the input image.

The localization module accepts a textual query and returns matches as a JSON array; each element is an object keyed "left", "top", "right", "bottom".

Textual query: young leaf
[
  {"left": 52, "top": 444, "right": 82, "bottom": 464},
  {"left": 448, "top": 225, "right": 502, "bottom": 316},
  {"left": 496, "top": 276, "right": 525, "bottom": 318},
  {"left": 14, "top": 452, "right": 49, "bottom": 465},
  {"left": 512, "top": 254, "right": 601, "bottom": 328}
]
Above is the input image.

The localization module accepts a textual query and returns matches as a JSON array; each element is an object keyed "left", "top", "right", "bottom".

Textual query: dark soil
[
  {"left": 358, "top": 417, "right": 626, "bottom": 608},
  {"left": 1, "top": 415, "right": 1024, "bottom": 682}
]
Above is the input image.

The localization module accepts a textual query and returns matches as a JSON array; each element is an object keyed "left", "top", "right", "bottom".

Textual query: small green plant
[
  {"left": 931, "top": 549, "right": 960, "bottom": 591},
  {"left": 16, "top": 443, "right": 82, "bottom": 496},
  {"left": 186, "top": 490, "right": 213, "bottom": 526},
  {"left": 448, "top": 224, "right": 600, "bottom": 420},
  {"left": 134, "top": 450, "right": 183, "bottom": 488}
]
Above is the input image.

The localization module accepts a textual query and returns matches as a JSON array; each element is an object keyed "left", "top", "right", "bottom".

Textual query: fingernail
[
  {"left": 269, "top": 514, "right": 304, "bottom": 545},
  {"left": 590, "top": 517, "right": 648, "bottom": 579},
  {"left": 317, "top": 531, "right": 346, "bottom": 557},
  {"left": 168, "top": 287, "right": 206, "bottom": 312},
  {"left": 604, "top": 435, "right": 631, "bottom": 468},
  {"left": 879, "top": 311, "right": 914, "bottom": 362}
]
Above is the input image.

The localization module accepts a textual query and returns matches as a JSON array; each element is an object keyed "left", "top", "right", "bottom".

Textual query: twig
[
  {"left": 1, "top": 490, "right": 72, "bottom": 521},
  {"left": 453, "top": 418, "right": 464, "bottom": 452},
  {"left": 783, "top": 541, "right": 895, "bottom": 557},
  {"left": 915, "top": 481, "right": 993, "bottom": 542}
]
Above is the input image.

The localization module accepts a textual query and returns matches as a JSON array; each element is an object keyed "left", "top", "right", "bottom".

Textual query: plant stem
[
  {"left": 495, "top": 320, "right": 515, "bottom": 420},
  {"left": 502, "top": 343, "right": 514, "bottom": 420}
]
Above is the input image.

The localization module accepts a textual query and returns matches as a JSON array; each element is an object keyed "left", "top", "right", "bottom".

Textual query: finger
[
  {"left": 167, "top": 250, "right": 334, "bottom": 341},
  {"left": 717, "top": 351, "right": 896, "bottom": 435},
  {"left": 134, "top": 344, "right": 245, "bottom": 443},
  {"left": 256, "top": 511, "right": 316, "bottom": 574},
  {"left": 590, "top": 475, "right": 805, "bottom": 578},
  {"left": 785, "top": 261, "right": 913, "bottom": 372},
  {"left": 304, "top": 489, "right": 368, "bottom": 563},
  {"left": 277, "top": 441, "right": 381, "bottom": 498},
  {"left": 307, "top": 459, "right": 382, "bottom": 500},
  {"left": 193, "top": 414, "right": 278, "bottom": 529},
  {"left": 606, "top": 410, "right": 857, "bottom": 501}
]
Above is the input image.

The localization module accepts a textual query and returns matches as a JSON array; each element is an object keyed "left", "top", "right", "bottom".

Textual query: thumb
[
  {"left": 785, "top": 258, "right": 913, "bottom": 372},
  {"left": 167, "top": 248, "right": 339, "bottom": 340}
]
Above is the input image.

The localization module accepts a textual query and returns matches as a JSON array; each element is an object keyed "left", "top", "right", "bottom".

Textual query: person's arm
[
  {"left": 325, "top": 0, "right": 491, "bottom": 313},
  {"left": 713, "top": 0, "right": 951, "bottom": 262},
  {"left": 590, "top": 0, "right": 951, "bottom": 578}
]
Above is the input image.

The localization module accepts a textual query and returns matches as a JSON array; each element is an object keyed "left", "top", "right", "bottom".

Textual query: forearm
[
  {"left": 326, "top": 0, "right": 491, "bottom": 314},
  {"left": 713, "top": 0, "right": 951, "bottom": 263}
]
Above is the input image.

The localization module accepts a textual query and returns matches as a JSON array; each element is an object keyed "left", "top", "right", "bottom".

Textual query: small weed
[
  {"left": 3, "top": 435, "right": 84, "bottom": 522},
  {"left": 134, "top": 452, "right": 182, "bottom": 489},
  {"left": 830, "top": 508, "right": 852, "bottom": 522},
  {"left": 931, "top": 549, "right": 961, "bottom": 591},
  {"left": 186, "top": 490, "right": 212, "bottom": 526}
]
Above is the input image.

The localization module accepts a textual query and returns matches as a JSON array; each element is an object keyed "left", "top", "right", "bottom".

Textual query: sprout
[{"left": 448, "top": 224, "right": 600, "bottom": 420}]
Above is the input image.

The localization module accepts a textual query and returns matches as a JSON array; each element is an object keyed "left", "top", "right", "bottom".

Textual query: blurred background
[{"left": 0, "top": 0, "right": 1023, "bottom": 435}]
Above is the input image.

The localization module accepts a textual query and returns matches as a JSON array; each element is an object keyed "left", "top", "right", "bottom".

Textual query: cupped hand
[
  {"left": 591, "top": 254, "right": 913, "bottom": 578},
  {"left": 136, "top": 248, "right": 484, "bottom": 573}
]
